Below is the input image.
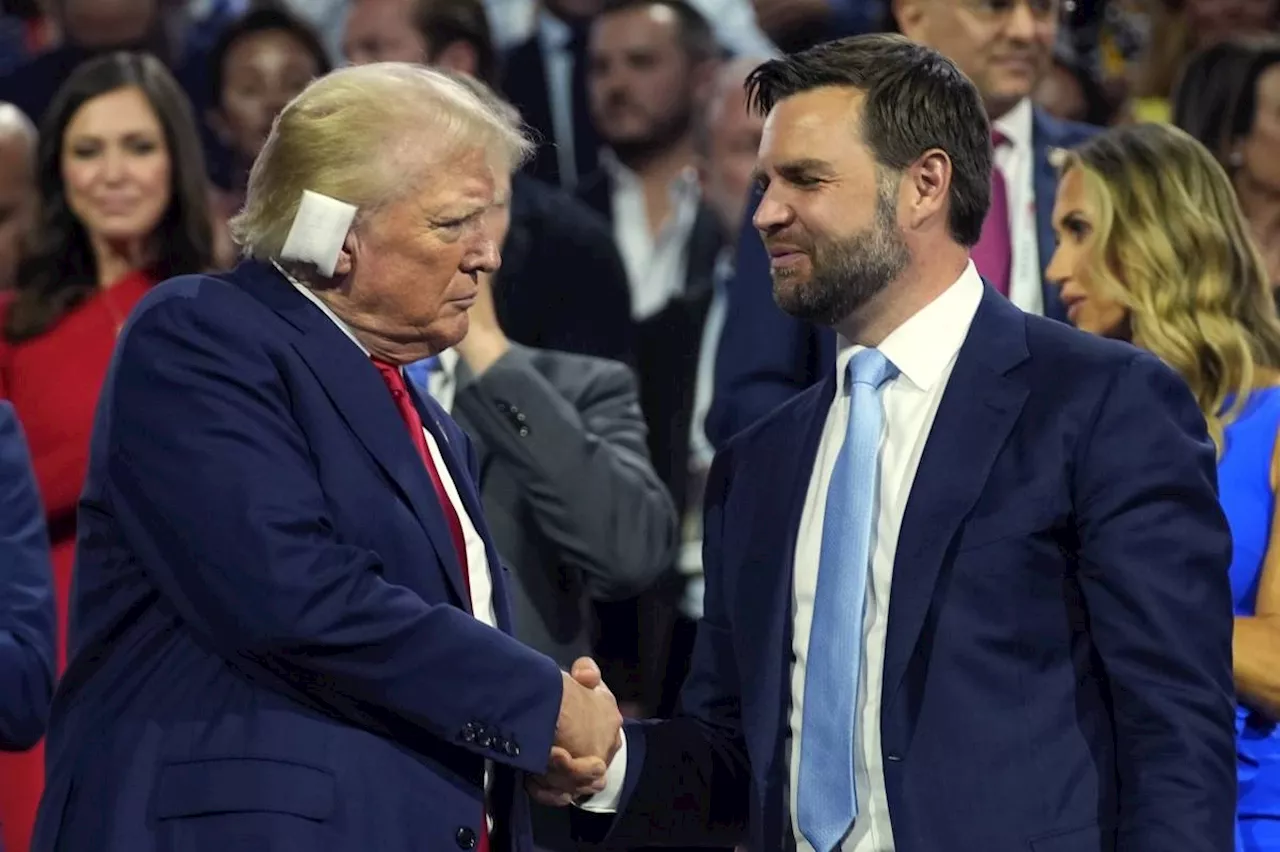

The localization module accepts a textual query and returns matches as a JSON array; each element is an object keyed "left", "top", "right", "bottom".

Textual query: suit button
[
  {"left": 504, "top": 740, "right": 520, "bottom": 757},
  {"left": 477, "top": 734, "right": 493, "bottom": 749},
  {"left": 455, "top": 826, "right": 477, "bottom": 849},
  {"left": 496, "top": 403, "right": 509, "bottom": 413},
  {"left": 886, "top": 753, "right": 903, "bottom": 762},
  {"left": 460, "top": 728, "right": 476, "bottom": 743},
  {"left": 518, "top": 426, "right": 530, "bottom": 437}
]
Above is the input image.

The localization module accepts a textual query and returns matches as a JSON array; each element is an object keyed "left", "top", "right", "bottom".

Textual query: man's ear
[
  {"left": 332, "top": 229, "right": 357, "bottom": 277},
  {"left": 904, "top": 148, "right": 951, "bottom": 232}
]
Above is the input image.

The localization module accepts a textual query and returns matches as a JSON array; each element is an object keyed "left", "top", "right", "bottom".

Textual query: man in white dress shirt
[{"left": 531, "top": 33, "right": 1237, "bottom": 852}]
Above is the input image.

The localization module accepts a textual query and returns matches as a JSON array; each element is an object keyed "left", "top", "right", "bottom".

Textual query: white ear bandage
[{"left": 279, "top": 190, "right": 358, "bottom": 278}]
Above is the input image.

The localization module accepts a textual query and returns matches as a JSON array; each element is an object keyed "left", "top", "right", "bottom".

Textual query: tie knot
[
  {"left": 847, "top": 347, "right": 897, "bottom": 391},
  {"left": 992, "top": 128, "right": 1009, "bottom": 149}
]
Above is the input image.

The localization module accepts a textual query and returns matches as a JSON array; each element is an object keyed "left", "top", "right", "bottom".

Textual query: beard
[
  {"left": 601, "top": 98, "right": 695, "bottom": 165},
  {"left": 771, "top": 182, "right": 910, "bottom": 327}
]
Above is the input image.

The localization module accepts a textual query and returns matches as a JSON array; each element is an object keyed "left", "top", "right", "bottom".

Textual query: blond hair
[
  {"left": 1062, "top": 123, "right": 1280, "bottom": 455},
  {"left": 229, "top": 62, "right": 533, "bottom": 259}
]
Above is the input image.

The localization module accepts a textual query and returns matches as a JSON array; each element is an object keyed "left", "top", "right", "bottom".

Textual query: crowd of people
[{"left": 0, "top": 0, "right": 1278, "bottom": 851}]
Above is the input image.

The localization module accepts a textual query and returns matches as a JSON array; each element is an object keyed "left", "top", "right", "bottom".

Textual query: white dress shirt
[
  {"left": 992, "top": 98, "right": 1043, "bottom": 317},
  {"left": 425, "top": 348, "right": 461, "bottom": 415},
  {"left": 583, "top": 264, "right": 985, "bottom": 852},
  {"left": 677, "top": 248, "right": 734, "bottom": 619},
  {"left": 601, "top": 151, "right": 703, "bottom": 321},
  {"left": 275, "top": 263, "right": 496, "bottom": 628}
]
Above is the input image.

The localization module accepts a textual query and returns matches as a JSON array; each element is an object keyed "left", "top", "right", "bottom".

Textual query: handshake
[{"left": 528, "top": 657, "right": 623, "bottom": 807}]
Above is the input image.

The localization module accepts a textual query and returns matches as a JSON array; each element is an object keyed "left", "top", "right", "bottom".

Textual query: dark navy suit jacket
[
  {"left": 0, "top": 400, "right": 55, "bottom": 754},
  {"left": 585, "top": 287, "right": 1238, "bottom": 852},
  {"left": 33, "top": 261, "right": 566, "bottom": 852},
  {"left": 707, "top": 108, "right": 1099, "bottom": 446}
]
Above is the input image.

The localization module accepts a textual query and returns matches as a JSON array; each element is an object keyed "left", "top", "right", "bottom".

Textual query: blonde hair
[
  {"left": 229, "top": 62, "right": 533, "bottom": 259},
  {"left": 1062, "top": 123, "right": 1280, "bottom": 455}
]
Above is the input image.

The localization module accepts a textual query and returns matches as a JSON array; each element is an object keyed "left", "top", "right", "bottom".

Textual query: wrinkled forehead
[
  {"left": 755, "top": 86, "right": 871, "bottom": 175},
  {"left": 408, "top": 150, "right": 505, "bottom": 214}
]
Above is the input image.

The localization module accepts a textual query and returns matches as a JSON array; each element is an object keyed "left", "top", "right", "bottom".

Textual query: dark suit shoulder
[
  {"left": 1033, "top": 107, "right": 1101, "bottom": 150},
  {"left": 1021, "top": 310, "right": 1145, "bottom": 374},
  {"left": 717, "top": 371, "right": 834, "bottom": 460},
  {"left": 129, "top": 268, "right": 285, "bottom": 339},
  {"left": 514, "top": 174, "right": 613, "bottom": 250},
  {"left": 500, "top": 36, "right": 542, "bottom": 77}
]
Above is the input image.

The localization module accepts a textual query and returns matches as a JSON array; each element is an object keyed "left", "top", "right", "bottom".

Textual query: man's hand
[
  {"left": 454, "top": 272, "right": 510, "bottom": 376},
  {"left": 528, "top": 658, "right": 622, "bottom": 806}
]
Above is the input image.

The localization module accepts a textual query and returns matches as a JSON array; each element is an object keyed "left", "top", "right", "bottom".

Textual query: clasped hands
[{"left": 527, "top": 657, "right": 622, "bottom": 807}]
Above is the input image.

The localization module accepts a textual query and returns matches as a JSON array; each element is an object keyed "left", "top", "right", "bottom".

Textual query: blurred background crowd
[{"left": 1, "top": 0, "right": 1279, "bottom": 850}]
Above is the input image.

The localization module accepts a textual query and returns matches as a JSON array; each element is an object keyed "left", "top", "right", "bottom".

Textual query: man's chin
[{"left": 772, "top": 278, "right": 825, "bottom": 324}]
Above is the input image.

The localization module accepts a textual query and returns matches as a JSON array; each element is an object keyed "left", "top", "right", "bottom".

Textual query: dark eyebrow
[{"left": 753, "top": 158, "right": 836, "bottom": 187}]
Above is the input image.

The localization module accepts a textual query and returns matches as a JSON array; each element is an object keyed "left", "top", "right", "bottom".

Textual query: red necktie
[
  {"left": 972, "top": 129, "right": 1012, "bottom": 297},
  {"left": 371, "top": 358, "right": 489, "bottom": 852}
]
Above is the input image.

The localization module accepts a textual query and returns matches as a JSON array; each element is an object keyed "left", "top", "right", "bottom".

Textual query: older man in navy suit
[
  {"left": 34, "top": 63, "right": 621, "bottom": 852},
  {"left": 536, "top": 35, "right": 1237, "bottom": 852}
]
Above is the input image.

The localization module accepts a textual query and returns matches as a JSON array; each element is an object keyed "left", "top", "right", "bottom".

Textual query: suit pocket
[
  {"left": 153, "top": 757, "right": 337, "bottom": 821},
  {"left": 1029, "top": 822, "right": 1110, "bottom": 852}
]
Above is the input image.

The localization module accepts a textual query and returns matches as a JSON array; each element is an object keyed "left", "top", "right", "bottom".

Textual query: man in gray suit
[
  {"left": 408, "top": 257, "right": 676, "bottom": 664},
  {"left": 405, "top": 199, "right": 677, "bottom": 669}
]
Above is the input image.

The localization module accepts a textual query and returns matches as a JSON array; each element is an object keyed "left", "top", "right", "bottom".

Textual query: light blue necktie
[
  {"left": 797, "top": 347, "right": 898, "bottom": 852},
  {"left": 403, "top": 355, "right": 441, "bottom": 394}
]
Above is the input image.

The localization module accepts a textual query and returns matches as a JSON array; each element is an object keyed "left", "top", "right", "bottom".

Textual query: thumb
[{"left": 570, "top": 656, "right": 602, "bottom": 688}]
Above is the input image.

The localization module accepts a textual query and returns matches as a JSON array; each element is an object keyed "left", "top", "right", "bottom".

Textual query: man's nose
[{"left": 752, "top": 191, "right": 791, "bottom": 233}]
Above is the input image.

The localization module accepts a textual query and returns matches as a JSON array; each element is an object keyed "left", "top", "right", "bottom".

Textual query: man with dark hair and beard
[
  {"left": 530, "top": 32, "right": 1239, "bottom": 852},
  {"left": 574, "top": 0, "right": 728, "bottom": 719}
]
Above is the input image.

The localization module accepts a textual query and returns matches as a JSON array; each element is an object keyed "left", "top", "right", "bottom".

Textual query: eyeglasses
[{"left": 961, "top": 0, "right": 1062, "bottom": 21}]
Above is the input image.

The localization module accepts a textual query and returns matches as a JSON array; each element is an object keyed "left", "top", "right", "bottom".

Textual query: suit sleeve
[
  {"left": 706, "top": 191, "right": 832, "bottom": 447},
  {"left": 1073, "top": 351, "right": 1236, "bottom": 851},
  {"left": 453, "top": 349, "right": 676, "bottom": 601},
  {"left": 0, "top": 402, "right": 55, "bottom": 751},
  {"left": 576, "top": 446, "right": 751, "bottom": 846},
  {"left": 104, "top": 295, "right": 564, "bottom": 775}
]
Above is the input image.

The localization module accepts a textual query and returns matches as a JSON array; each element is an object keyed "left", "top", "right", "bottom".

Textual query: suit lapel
[
  {"left": 881, "top": 289, "right": 1031, "bottom": 709},
  {"left": 740, "top": 374, "right": 836, "bottom": 783},
  {"left": 575, "top": 171, "right": 613, "bottom": 223},
  {"left": 409, "top": 384, "right": 512, "bottom": 623},
  {"left": 243, "top": 261, "right": 474, "bottom": 608},
  {"left": 1032, "top": 109, "right": 1067, "bottom": 322}
]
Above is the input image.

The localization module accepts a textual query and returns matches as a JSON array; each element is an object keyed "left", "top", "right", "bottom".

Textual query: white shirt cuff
[{"left": 574, "top": 730, "right": 628, "bottom": 813}]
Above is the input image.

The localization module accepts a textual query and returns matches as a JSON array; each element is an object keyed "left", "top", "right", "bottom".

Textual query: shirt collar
[
  {"left": 992, "top": 97, "right": 1034, "bottom": 152},
  {"left": 837, "top": 262, "right": 985, "bottom": 395},
  {"left": 274, "top": 260, "right": 371, "bottom": 357},
  {"left": 435, "top": 347, "right": 460, "bottom": 378},
  {"left": 599, "top": 148, "right": 702, "bottom": 204}
]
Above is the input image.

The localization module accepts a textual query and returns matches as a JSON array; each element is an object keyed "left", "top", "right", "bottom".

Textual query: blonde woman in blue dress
[{"left": 1047, "top": 122, "right": 1280, "bottom": 851}]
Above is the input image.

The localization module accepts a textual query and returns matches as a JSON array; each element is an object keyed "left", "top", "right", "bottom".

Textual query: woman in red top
[{"left": 0, "top": 52, "right": 211, "bottom": 852}]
